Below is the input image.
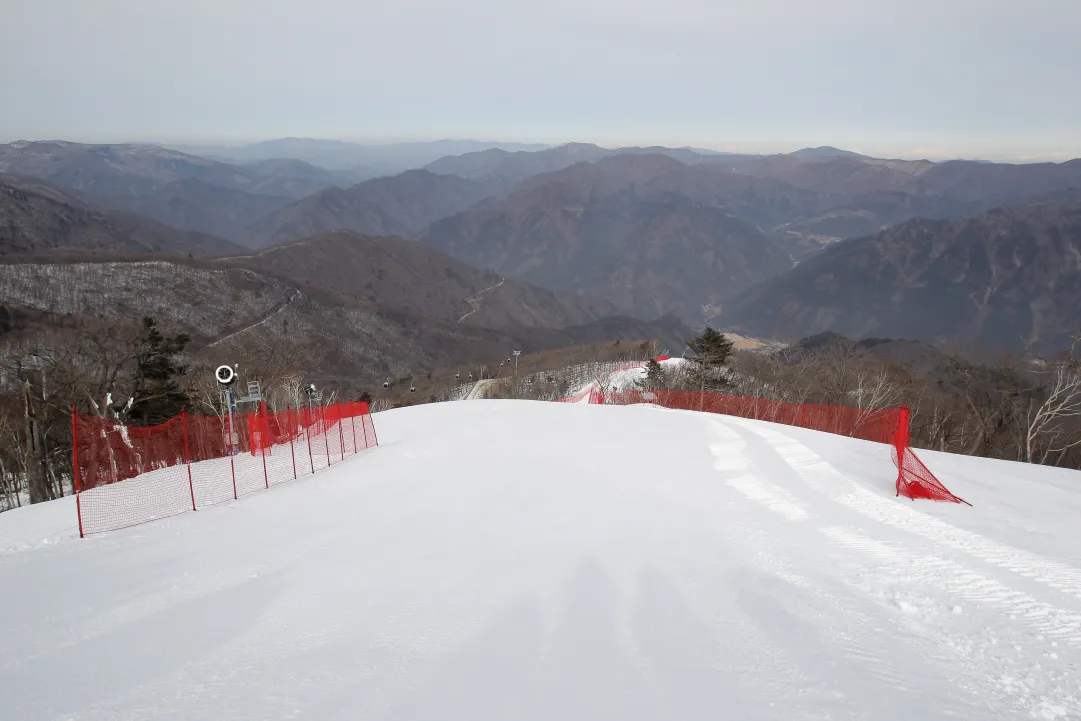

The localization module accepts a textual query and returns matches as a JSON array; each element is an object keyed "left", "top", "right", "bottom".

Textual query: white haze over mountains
[{"left": 3, "top": 0, "right": 1080, "bottom": 161}]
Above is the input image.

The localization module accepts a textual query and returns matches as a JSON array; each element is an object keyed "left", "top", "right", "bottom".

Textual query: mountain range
[
  {"left": 226, "top": 230, "right": 617, "bottom": 329},
  {"left": 169, "top": 138, "right": 552, "bottom": 175},
  {"left": 421, "top": 154, "right": 793, "bottom": 321},
  {"left": 0, "top": 174, "right": 244, "bottom": 256},
  {"left": 0, "top": 228, "right": 691, "bottom": 388},
  {"left": 2, "top": 137, "right": 1080, "bottom": 357},
  {"left": 722, "top": 190, "right": 1081, "bottom": 352},
  {"left": 0, "top": 140, "right": 357, "bottom": 200},
  {"left": 246, "top": 170, "right": 501, "bottom": 247}
]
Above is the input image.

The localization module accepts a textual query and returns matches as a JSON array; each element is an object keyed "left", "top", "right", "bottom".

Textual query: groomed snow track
[{"left": 2, "top": 400, "right": 1080, "bottom": 720}]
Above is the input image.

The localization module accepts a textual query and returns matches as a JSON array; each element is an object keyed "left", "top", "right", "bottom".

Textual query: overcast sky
[{"left": 3, "top": 0, "right": 1079, "bottom": 160}]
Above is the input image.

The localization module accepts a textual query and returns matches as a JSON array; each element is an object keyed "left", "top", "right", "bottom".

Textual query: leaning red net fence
[
  {"left": 891, "top": 406, "right": 970, "bottom": 505},
  {"left": 571, "top": 384, "right": 968, "bottom": 506},
  {"left": 72, "top": 401, "right": 379, "bottom": 536}
]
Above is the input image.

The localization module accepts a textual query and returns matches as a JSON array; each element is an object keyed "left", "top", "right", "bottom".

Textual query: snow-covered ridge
[{"left": 556, "top": 357, "right": 685, "bottom": 402}]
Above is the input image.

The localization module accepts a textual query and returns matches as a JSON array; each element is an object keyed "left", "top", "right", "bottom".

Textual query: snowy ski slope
[
  {"left": 565, "top": 356, "right": 685, "bottom": 401},
  {"left": 2, "top": 400, "right": 1080, "bottom": 720}
]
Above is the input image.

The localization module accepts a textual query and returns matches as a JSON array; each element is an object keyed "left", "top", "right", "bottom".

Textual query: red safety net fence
[
  {"left": 588, "top": 387, "right": 969, "bottom": 505},
  {"left": 71, "top": 401, "right": 379, "bottom": 537}
]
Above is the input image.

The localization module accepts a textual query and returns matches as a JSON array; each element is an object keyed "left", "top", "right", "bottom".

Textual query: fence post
[
  {"left": 350, "top": 403, "right": 359, "bottom": 453},
  {"left": 337, "top": 403, "right": 346, "bottom": 461},
  {"left": 71, "top": 406, "right": 84, "bottom": 539},
  {"left": 323, "top": 404, "right": 332, "bottom": 465},
  {"left": 248, "top": 410, "right": 257, "bottom": 457},
  {"left": 182, "top": 407, "right": 196, "bottom": 511},
  {"left": 227, "top": 409, "right": 238, "bottom": 501},
  {"left": 894, "top": 405, "right": 911, "bottom": 497},
  {"left": 359, "top": 404, "right": 370, "bottom": 448},
  {"left": 259, "top": 401, "right": 269, "bottom": 489},
  {"left": 288, "top": 407, "right": 297, "bottom": 480},
  {"left": 366, "top": 403, "right": 379, "bottom": 447},
  {"left": 305, "top": 405, "right": 315, "bottom": 474}
]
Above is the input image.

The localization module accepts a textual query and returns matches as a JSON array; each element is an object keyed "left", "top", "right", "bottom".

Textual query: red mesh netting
[
  {"left": 891, "top": 406, "right": 969, "bottom": 505},
  {"left": 72, "top": 401, "right": 379, "bottom": 536},
  {"left": 602, "top": 389, "right": 901, "bottom": 444},
  {"left": 892, "top": 446, "right": 969, "bottom": 505},
  {"left": 582, "top": 388, "right": 968, "bottom": 505}
]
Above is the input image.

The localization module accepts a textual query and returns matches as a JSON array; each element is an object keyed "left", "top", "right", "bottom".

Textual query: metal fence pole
[
  {"left": 259, "top": 401, "right": 269, "bottom": 489},
  {"left": 288, "top": 407, "right": 297, "bottom": 479},
  {"left": 71, "top": 407, "right": 84, "bottom": 538},
  {"left": 182, "top": 408, "right": 196, "bottom": 511}
]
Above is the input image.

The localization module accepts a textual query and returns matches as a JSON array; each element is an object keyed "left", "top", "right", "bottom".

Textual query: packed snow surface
[{"left": 3, "top": 400, "right": 1081, "bottom": 720}]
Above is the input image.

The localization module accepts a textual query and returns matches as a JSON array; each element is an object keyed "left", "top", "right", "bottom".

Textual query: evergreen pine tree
[
  {"left": 128, "top": 317, "right": 191, "bottom": 426},
  {"left": 685, "top": 326, "right": 734, "bottom": 398},
  {"left": 638, "top": 358, "right": 666, "bottom": 391}
]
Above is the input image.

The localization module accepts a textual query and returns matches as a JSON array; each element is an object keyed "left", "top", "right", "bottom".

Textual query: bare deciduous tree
[{"left": 1023, "top": 340, "right": 1081, "bottom": 464}]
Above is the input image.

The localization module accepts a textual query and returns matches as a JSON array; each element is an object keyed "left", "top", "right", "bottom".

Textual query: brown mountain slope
[
  {"left": 0, "top": 257, "right": 528, "bottom": 384},
  {"left": 456, "top": 151, "right": 1081, "bottom": 268},
  {"left": 0, "top": 254, "right": 686, "bottom": 393},
  {"left": 640, "top": 164, "right": 998, "bottom": 257},
  {"left": 722, "top": 191, "right": 1081, "bottom": 352},
  {"left": 238, "top": 158, "right": 360, "bottom": 197},
  {"left": 0, "top": 174, "right": 244, "bottom": 256},
  {"left": 224, "top": 230, "right": 617, "bottom": 329},
  {"left": 627, "top": 153, "right": 1081, "bottom": 250},
  {"left": 420, "top": 154, "right": 791, "bottom": 322},
  {"left": 103, "top": 177, "right": 293, "bottom": 245},
  {"left": 246, "top": 170, "right": 499, "bottom": 248}
]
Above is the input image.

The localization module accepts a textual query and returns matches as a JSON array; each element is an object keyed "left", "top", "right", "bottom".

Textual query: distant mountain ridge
[
  {"left": 789, "top": 146, "right": 868, "bottom": 159},
  {"left": 169, "top": 138, "right": 552, "bottom": 174},
  {"left": 721, "top": 190, "right": 1081, "bottom": 352},
  {"left": 245, "top": 170, "right": 501, "bottom": 247},
  {"left": 0, "top": 174, "right": 243, "bottom": 256},
  {"left": 0, "top": 141, "right": 322, "bottom": 200},
  {"left": 227, "top": 230, "right": 618, "bottom": 330},
  {"left": 102, "top": 177, "right": 293, "bottom": 244},
  {"left": 420, "top": 153, "right": 793, "bottom": 322},
  {"left": 5, "top": 138, "right": 1081, "bottom": 352},
  {"left": 423, "top": 142, "right": 727, "bottom": 185}
]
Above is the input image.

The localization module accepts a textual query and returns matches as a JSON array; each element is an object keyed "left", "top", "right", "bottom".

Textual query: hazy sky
[{"left": 3, "top": 0, "right": 1079, "bottom": 160}]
